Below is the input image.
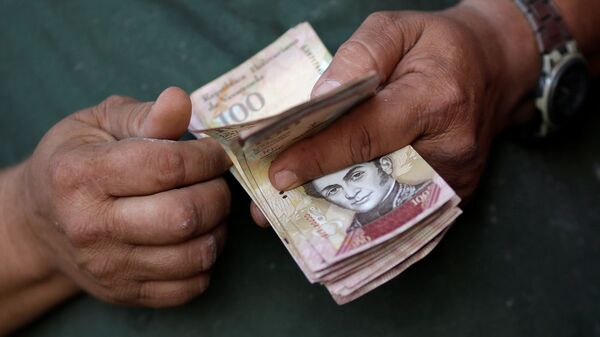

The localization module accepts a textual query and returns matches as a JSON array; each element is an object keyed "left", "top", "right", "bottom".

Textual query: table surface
[{"left": 1, "top": 0, "right": 599, "bottom": 336}]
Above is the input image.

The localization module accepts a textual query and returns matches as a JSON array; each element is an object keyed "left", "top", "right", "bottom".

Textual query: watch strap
[{"left": 513, "top": 0, "right": 572, "bottom": 53}]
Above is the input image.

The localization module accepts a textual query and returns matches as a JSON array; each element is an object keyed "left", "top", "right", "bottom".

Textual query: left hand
[
  {"left": 19, "top": 87, "right": 232, "bottom": 307},
  {"left": 251, "top": 1, "right": 540, "bottom": 226}
]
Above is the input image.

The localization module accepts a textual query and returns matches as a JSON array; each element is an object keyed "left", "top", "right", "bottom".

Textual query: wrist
[
  {"left": 1, "top": 162, "right": 61, "bottom": 282},
  {"left": 0, "top": 162, "right": 79, "bottom": 334},
  {"left": 443, "top": 0, "right": 541, "bottom": 130},
  {"left": 553, "top": 0, "right": 600, "bottom": 71}
]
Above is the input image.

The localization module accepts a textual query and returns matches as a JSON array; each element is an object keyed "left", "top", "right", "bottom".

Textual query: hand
[
  {"left": 18, "top": 87, "right": 232, "bottom": 307},
  {"left": 251, "top": 1, "right": 540, "bottom": 226}
]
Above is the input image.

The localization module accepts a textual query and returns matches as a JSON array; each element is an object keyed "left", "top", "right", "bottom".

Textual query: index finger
[{"left": 90, "top": 137, "right": 231, "bottom": 197}]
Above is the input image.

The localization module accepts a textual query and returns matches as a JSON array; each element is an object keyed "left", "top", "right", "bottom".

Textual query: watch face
[{"left": 548, "top": 57, "right": 589, "bottom": 126}]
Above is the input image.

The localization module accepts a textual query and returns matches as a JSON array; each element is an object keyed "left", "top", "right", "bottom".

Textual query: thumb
[
  {"left": 269, "top": 13, "right": 425, "bottom": 190},
  {"left": 89, "top": 86, "right": 192, "bottom": 140},
  {"left": 269, "top": 79, "right": 425, "bottom": 191},
  {"left": 310, "top": 12, "right": 410, "bottom": 98}
]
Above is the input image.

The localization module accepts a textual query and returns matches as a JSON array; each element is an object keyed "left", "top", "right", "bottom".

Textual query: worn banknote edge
[{"left": 326, "top": 206, "right": 462, "bottom": 294}]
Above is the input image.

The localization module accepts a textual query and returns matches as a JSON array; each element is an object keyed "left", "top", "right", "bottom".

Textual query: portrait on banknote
[
  {"left": 283, "top": 145, "right": 454, "bottom": 260},
  {"left": 303, "top": 155, "right": 431, "bottom": 233}
]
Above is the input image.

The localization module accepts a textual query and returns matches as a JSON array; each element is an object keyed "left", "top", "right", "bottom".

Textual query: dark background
[{"left": 1, "top": 0, "right": 599, "bottom": 336}]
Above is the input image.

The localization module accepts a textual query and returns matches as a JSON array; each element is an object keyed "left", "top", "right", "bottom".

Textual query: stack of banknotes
[{"left": 188, "top": 23, "right": 462, "bottom": 304}]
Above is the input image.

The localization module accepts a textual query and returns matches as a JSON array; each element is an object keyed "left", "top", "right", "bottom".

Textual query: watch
[{"left": 513, "top": 0, "right": 590, "bottom": 137}]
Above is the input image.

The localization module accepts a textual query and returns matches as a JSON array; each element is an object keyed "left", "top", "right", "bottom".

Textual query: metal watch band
[{"left": 513, "top": 0, "right": 572, "bottom": 53}]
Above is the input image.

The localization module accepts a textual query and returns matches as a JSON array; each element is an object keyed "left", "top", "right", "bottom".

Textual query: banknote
[
  {"left": 331, "top": 227, "right": 451, "bottom": 305},
  {"left": 245, "top": 145, "right": 456, "bottom": 268},
  {"left": 325, "top": 206, "right": 462, "bottom": 297},
  {"left": 188, "top": 22, "right": 461, "bottom": 304},
  {"left": 189, "top": 22, "right": 331, "bottom": 132},
  {"left": 316, "top": 197, "right": 460, "bottom": 282}
]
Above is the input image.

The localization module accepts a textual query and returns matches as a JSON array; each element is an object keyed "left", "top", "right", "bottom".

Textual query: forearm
[
  {"left": 556, "top": 0, "right": 600, "bottom": 71},
  {"left": 444, "top": 0, "right": 540, "bottom": 130},
  {"left": 446, "top": 0, "right": 599, "bottom": 129},
  {"left": 0, "top": 164, "right": 78, "bottom": 335},
  {"left": 459, "top": 0, "right": 600, "bottom": 76},
  {"left": 0, "top": 275, "right": 77, "bottom": 334}
]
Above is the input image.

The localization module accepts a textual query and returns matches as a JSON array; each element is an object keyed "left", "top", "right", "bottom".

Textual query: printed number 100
[{"left": 216, "top": 92, "right": 265, "bottom": 125}]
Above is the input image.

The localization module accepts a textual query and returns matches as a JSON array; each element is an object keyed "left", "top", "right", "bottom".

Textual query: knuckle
[
  {"left": 457, "top": 133, "right": 478, "bottom": 156},
  {"left": 424, "top": 133, "right": 480, "bottom": 172},
  {"left": 183, "top": 179, "right": 231, "bottom": 234},
  {"left": 48, "top": 153, "right": 86, "bottom": 193},
  {"left": 197, "top": 139, "right": 230, "bottom": 176},
  {"left": 65, "top": 222, "right": 104, "bottom": 247},
  {"left": 137, "top": 282, "right": 155, "bottom": 303},
  {"left": 168, "top": 200, "right": 200, "bottom": 240},
  {"left": 198, "top": 236, "right": 218, "bottom": 271},
  {"left": 159, "top": 234, "right": 221, "bottom": 277},
  {"left": 426, "top": 79, "right": 474, "bottom": 133},
  {"left": 336, "top": 40, "right": 375, "bottom": 70},
  {"left": 449, "top": 133, "right": 479, "bottom": 166},
  {"left": 365, "top": 11, "right": 394, "bottom": 27},
  {"left": 213, "top": 178, "right": 231, "bottom": 215},
  {"left": 154, "top": 149, "right": 186, "bottom": 188},
  {"left": 82, "top": 256, "right": 119, "bottom": 281},
  {"left": 99, "top": 95, "right": 130, "bottom": 113},
  {"left": 444, "top": 80, "right": 469, "bottom": 109},
  {"left": 347, "top": 125, "right": 376, "bottom": 164}
]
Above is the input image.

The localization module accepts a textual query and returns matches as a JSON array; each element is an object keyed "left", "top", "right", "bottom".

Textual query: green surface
[{"left": 2, "top": 0, "right": 599, "bottom": 336}]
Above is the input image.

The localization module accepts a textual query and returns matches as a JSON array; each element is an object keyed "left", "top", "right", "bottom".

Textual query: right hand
[
  {"left": 251, "top": 1, "right": 541, "bottom": 227},
  {"left": 17, "top": 87, "right": 232, "bottom": 307}
]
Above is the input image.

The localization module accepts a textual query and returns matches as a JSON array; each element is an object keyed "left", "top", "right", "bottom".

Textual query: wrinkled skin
[{"left": 20, "top": 87, "right": 232, "bottom": 307}]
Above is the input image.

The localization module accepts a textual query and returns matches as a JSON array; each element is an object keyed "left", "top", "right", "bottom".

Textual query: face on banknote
[
  {"left": 304, "top": 155, "right": 414, "bottom": 214},
  {"left": 258, "top": 146, "right": 455, "bottom": 266}
]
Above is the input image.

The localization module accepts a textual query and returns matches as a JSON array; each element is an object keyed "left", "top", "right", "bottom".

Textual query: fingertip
[
  {"left": 213, "top": 223, "right": 228, "bottom": 254},
  {"left": 311, "top": 79, "right": 341, "bottom": 98},
  {"left": 268, "top": 149, "right": 308, "bottom": 191},
  {"left": 270, "top": 169, "right": 300, "bottom": 191},
  {"left": 250, "top": 202, "right": 269, "bottom": 228},
  {"left": 161, "top": 86, "right": 192, "bottom": 112},
  {"left": 143, "top": 87, "right": 192, "bottom": 140}
]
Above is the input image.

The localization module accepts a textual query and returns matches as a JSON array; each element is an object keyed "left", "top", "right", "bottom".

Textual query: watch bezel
[{"left": 535, "top": 43, "right": 588, "bottom": 137}]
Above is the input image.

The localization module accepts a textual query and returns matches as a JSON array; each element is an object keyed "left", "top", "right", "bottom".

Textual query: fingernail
[
  {"left": 250, "top": 203, "right": 269, "bottom": 227},
  {"left": 207, "top": 235, "right": 218, "bottom": 266},
  {"left": 312, "top": 80, "right": 341, "bottom": 97},
  {"left": 273, "top": 170, "right": 298, "bottom": 190}
]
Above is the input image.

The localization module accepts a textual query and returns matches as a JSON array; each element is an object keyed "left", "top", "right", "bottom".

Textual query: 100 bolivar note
[
  {"left": 243, "top": 137, "right": 457, "bottom": 270},
  {"left": 188, "top": 22, "right": 461, "bottom": 304}
]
